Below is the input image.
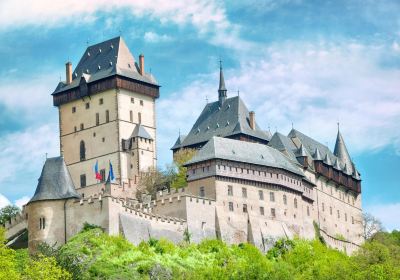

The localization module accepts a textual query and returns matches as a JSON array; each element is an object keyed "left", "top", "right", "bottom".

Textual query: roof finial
[
  {"left": 45, "top": 152, "right": 48, "bottom": 160},
  {"left": 275, "top": 126, "right": 277, "bottom": 133},
  {"left": 206, "top": 95, "right": 208, "bottom": 104},
  {"left": 337, "top": 122, "right": 340, "bottom": 132},
  {"left": 292, "top": 122, "right": 294, "bottom": 129},
  {"left": 179, "top": 128, "right": 181, "bottom": 137},
  {"left": 86, "top": 38, "right": 89, "bottom": 47},
  {"left": 237, "top": 90, "right": 240, "bottom": 96}
]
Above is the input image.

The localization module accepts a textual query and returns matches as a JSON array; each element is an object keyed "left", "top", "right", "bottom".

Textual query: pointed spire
[
  {"left": 324, "top": 153, "right": 332, "bottom": 166},
  {"left": 333, "top": 158, "right": 341, "bottom": 170},
  {"left": 333, "top": 127, "right": 353, "bottom": 174},
  {"left": 218, "top": 60, "right": 227, "bottom": 105},
  {"left": 313, "top": 147, "right": 323, "bottom": 161},
  {"left": 297, "top": 144, "right": 307, "bottom": 157}
]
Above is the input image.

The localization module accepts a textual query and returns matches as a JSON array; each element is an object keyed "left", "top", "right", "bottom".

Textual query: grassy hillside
[{"left": 1, "top": 225, "right": 400, "bottom": 279}]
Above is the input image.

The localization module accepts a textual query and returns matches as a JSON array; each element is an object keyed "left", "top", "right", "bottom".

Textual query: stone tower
[{"left": 52, "top": 37, "right": 160, "bottom": 197}]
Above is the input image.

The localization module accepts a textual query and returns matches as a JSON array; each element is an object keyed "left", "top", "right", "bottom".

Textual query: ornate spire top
[{"left": 218, "top": 60, "right": 227, "bottom": 105}]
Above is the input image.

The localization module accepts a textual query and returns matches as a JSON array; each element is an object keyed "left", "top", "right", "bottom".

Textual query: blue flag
[{"left": 107, "top": 160, "right": 115, "bottom": 182}]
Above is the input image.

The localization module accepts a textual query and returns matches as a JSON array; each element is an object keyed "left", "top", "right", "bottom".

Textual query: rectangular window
[
  {"left": 229, "top": 202, "right": 234, "bottom": 212},
  {"left": 294, "top": 198, "right": 298, "bottom": 208},
  {"left": 345, "top": 213, "right": 348, "bottom": 222},
  {"left": 228, "top": 185, "right": 233, "bottom": 196},
  {"left": 271, "top": 208, "right": 276, "bottom": 218},
  {"left": 283, "top": 195, "right": 287, "bottom": 205},
  {"left": 351, "top": 216, "right": 354, "bottom": 224},
  {"left": 140, "top": 100, "right": 144, "bottom": 106},
  {"left": 270, "top": 192, "right": 275, "bottom": 202},
  {"left": 130, "top": 110, "right": 133, "bottom": 122},
  {"left": 99, "top": 98, "right": 103, "bottom": 105},
  {"left": 80, "top": 174, "right": 86, "bottom": 187},
  {"left": 199, "top": 186, "right": 205, "bottom": 197},
  {"left": 106, "top": 110, "right": 110, "bottom": 122},
  {"left": 72, "top": 107, "right": 76, "bottom": 113},
  {"left": 322, "top": 203, "right": 325, "bottom": 212},
  {"left": 80, "top": 123, "right": 84, "bottom": 130},
  {"left": 85, "top": 102, "right": 90, "bottom": 109},
  {"left": 260, "top": 207, "right": 264, "bottom": 216},
  {"left": 243, "top": 204, "right": 248, "bottom": 213},
  {"left": 258, "top": 190, "right": 264, "bottom": 200},
  {"left": 131, "top": 97, "right": 135, "bottom": 103},
  {"left": 307, "top": 206, "right": 310, "bottom": 216},
  {"left": 242, "top": 188, "right": 247, "bottom": 198},
  {"left": 337, "top": 210, "right": 340, "bottom": 219},
  {"left": 100, "top": 169, "right": 106, "bottom": 182},
  {"left": 96, "top": 113, "right": 99, "bottom": 125},
  {"left": 330, "top": 207, "right": 333, "bottom": 215},
  {"left": 138, "top": 112, "right": 142, "bottom": 123}
]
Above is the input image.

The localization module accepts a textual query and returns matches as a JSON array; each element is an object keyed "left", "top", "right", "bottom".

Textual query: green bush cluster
[{"left": 2, "top": 225, "right": 400, "bottom": 279}]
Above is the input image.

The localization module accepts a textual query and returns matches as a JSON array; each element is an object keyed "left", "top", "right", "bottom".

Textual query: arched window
[{"left": 80, "top": 140, "right": 86, "bottom": 161}]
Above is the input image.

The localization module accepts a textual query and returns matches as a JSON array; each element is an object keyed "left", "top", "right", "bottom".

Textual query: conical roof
[
  {"left": 333, "top": 158, "right": 341, "bottom": 170},
  {"left": 313, "top": 147, "right": 323, "bottom": 160},
  {"left": 333, "top": 130, "right": 353, "bottom": 174},
  {"left": 29, "top": 157, "right": 80, "bottom": 203},
  {"left": 297, "top": 144, "right": 308, "bottom": 157},
  {"left": 324, "top": 153, "right": 333, "bottom": 166},
  {"left": 219, "top": 65, "right": 227, "bottom": 91}
]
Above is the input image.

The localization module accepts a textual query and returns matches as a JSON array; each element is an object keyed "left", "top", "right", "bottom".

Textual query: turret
[{"left": 333, "top": 125, "right": 353, "bottom": 174}]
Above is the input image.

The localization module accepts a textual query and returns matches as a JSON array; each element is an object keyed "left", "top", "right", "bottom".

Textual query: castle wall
[
  {"left": 27, "top": 200, "right": 71, "bottom": 251},
  {"left": 151, "top": 189, "right": 217, "bottom": 243},
  {"left": 306, "top": 169, "right": 364, "bottom": 244}
]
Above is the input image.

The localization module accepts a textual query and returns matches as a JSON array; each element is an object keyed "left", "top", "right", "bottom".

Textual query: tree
[
  {"left": 136, "top": 167, "right": 168, "bottom": 201},
  {"left": 169, "top": 148, "right": 197, "bottom": 189},
  {"left": 363, "top": 212, "right": 383, "bottom": 240},
  {"left": 0, "top": 205, "right": 21, "bottom": 225}
]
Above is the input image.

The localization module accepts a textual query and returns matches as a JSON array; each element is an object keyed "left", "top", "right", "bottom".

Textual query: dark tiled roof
[
  {"left": 333, "top": 131, "right": 354, "bottom": 175},
  {"left": 175, "top": 96, "right": 270, "bottom": 149},
  {"left": 131, "top": 124, "right": 153, "bottom": 140},
  {"left": 53, "top": 37, "right": 158, "bottom": 95},
  {"left": 171, "top": 134, "right": 187, "bottom": 150},
  {"left": 185, "top": 137, "right": 304, "bottom": 177},
  {"left": 268, "top": 132, "right": 297, "bottom": 162},
  {"left": 29, "top": 157, "right": 80, "bottom": 203}
]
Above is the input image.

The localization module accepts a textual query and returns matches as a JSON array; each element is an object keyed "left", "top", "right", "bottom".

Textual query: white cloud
[
  {"left": 144, "top": 31, "right": 173, "bottom": 43},
  {"left": 365, "top": 203, "right": 400, "bottom": 231},
  {"left": 0, "top": 124, "right": 59, "bottom": 186},
  {"left": 14, "top": 196, "right": 30, "bottom": 209},
  {"left": 0, "top": 0, "right": 249, "bottom": 50},
  {"left": 0, "top": 193, "right": 11, "bottom": 208},
  {"left": 157, "top": 41, "right": 400, "bottom": 165}
]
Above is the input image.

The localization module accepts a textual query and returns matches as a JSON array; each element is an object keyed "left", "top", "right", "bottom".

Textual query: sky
[{"left": 0, "top": 0, "right": 399, "bottom": 230}]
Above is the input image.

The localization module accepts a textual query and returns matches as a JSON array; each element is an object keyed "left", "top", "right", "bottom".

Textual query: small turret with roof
[{"left": 28, "top": 156, "right": 80, "bottom": 204}]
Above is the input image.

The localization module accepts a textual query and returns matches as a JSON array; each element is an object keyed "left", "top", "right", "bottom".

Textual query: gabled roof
[
  {"left": 185, "top": 137, "right": 304, "bottom": 177},
  {"left": 334, "top": 130, "right": 354, "bottom": 175},
  {"left": 29, "top": 157, "right": 80, "bottom": 203},
  {"left": 268, "top": 132, "right": 298, "bottom": 162},
  {"left": 131, "top": 124, "right": 152, "bottom": 140},
  {"left": 53, "top": 37, "right": 158, "bottom": 95},
  {"left": 176, "top": 96, "right": 270, "bottom": 149}
]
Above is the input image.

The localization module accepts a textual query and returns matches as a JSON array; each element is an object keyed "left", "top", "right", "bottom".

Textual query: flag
[
  {"left": 107, "top": 160, "right": 115, "bottom": 182},
  {"left": 94, "top": 161, "right": 102, "bottom": 180}
]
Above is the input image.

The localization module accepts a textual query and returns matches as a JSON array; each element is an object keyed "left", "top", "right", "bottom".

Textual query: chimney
[
  {"left": 139, "top": 54, "right": 144, "bottom": 75},
  {"left": 66, "top": 62, "right": 72, "bottom": 84},
  {"left": 249, "top": 111, "right": 256, "bottom": 130}
]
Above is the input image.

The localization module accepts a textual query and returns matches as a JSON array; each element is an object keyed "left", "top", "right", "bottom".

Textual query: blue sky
[{"left": 0, "top": 0, "right": 399, "bottom": 230}]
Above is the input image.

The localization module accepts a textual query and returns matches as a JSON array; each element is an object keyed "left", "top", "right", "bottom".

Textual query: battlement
[
  {"left": 151, "top": 188, "right": 216, "bottom": 209},
  {"left": 4, "top": 210, "right": 26, "bottom": 230}
]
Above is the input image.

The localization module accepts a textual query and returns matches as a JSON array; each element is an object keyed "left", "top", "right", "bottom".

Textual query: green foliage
[
  {"left": 2, "top": 225, "right": 400, "bottom": 279},
  {"left": 169, "top": 148, "right": 197, "bottom": 189},
  {"left": 0, "top": 205, "right": 21, "bottom": 225}
]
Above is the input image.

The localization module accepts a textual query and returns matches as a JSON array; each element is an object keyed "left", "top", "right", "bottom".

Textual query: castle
[{"left": 4, "top": 37, "right": 363, "bottom": 254}]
